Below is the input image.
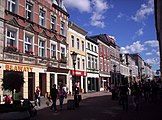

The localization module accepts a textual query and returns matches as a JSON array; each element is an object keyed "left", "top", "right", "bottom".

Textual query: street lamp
[
  {"left": 71, "top": 51, "right": 80, "bottom": 107},
  {"left": 113, "top": 64, "right": 117, "bottom": 86},
  {"left": 71, "top": 51, "right": 77, "bottom": 93}
]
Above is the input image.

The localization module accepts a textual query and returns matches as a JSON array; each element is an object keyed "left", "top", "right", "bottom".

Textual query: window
[
  {"left": 71, "top": 35, "right": 74, "bottom": 47},
  {"left": 61, "top": 47, "right": 65, "bottom": 59},
  {"left": 51, "top": 43, "right": 56, "bottom": 58},
  {"left": 77, "top": 58, "right": 80, "bottom": 69},
  {"left": 100, "top": 44, "right": 102, "bottom": 54},
  {"left": 39, "top": 9, "right": 45, "bottom": 26},
  {"left": 88, "top": 55, "right": 91, "bottom": 68},
  {"left": 60, "top": 21, "right": 65, "bottom": 35},
  {"left": 95, "top": 58, "right": 97, "bottom": 69},
  {"left": 94, "top": 46, "right": 97, "bottom": 52},
  {"left": 92, "top": 57, "right": 94, "bottom": 69},
  {"left": 104, "top": 46, "right": 107, "bottom": 55},
  {"left": 82, "top": 41, "right": 84, "bottom": 51},
  {"left": 51, "top": 16, "right": 56, "bottom": 30},
  {"left": 25, "top": 2, "right": 33, "bottom": 20},
  {"left": 87, "top": 43, "right": 90, "bottom": 49},
  {"left": 8, "top": 0, "right": 16, "bottom": 13},
  {"left": 82, "top": 59, "right": 85, "bottom": 70},
  {"left": 25, "top": 34, "right": 33, "bottom": 52},
  {"left": 104, "top": 59, "right": 106, "bottom": 71},
  {"left": 39, "top": 40, "right": 45, "bottom": 57},
  {"left": 91, "top": 44, "right": 93, "bottom": 51},
  {"left": 100, "top": 58, "right": 102, "bottom": 70},
  {"left": 7, "top": 29, "right": 17, "bottom": 46},
  {"left": 77, "top": 38, "right": 79, "bottom": 49}
]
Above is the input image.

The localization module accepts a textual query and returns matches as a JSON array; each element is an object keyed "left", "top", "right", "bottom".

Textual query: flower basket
[
  {"left": 25, "top": 50, "right": 33, "bottom": 55},
  {"left": 4, "top": 46, "right": 17, "bottom": 53}
]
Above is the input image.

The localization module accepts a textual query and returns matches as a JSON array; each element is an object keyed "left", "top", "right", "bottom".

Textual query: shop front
[
  {"left": 71, "top": 70, "right": 87, "bottom": 93},
  {"left": 87, "top": 73, "right": 99, "bottom": 92},
  {"left": 0, "top": 63, "right": 47, "bottom": 102}
]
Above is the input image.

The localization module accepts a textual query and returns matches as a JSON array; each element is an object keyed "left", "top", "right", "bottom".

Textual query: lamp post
[
  {"left": 71, "top": 51, "right": 77, "bottom": 93},
  {"left": 113, "top": 64, "right": 117, "bottom": 86},
  {"left": 71, "top": 51, "right": 80, "bottom": 107}
]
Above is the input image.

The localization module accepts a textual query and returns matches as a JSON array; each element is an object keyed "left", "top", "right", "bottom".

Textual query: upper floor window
[
  {"left": 77, "top": 58, "right": 80, "bottom": 69},
  {"left": 61, "top": 46, "right": 65, "bottom": 59},
  {"left": 25, "top": 2, "right": 33, "bottom": 20},
  {"left": 91, "top": 44, "right": 93, "bottom": 51},
  {"left": 39, "top": 9, "right": 46, "bottom": 26},
  {"left": 25, "top": 34, "right": 33, "bottom": 52},
  {"left": 8, "top": 0, "right": 16, "bottom": 13},
  {"left": 104, "top": 46, "right": 107, "bottom": 54},
  {"left": 51, "top": 43, "right": 56, "bottom": 58},
  {"left": 100, "top": 44, "right": 102, "bottom": 54},
  {"left": 94, "top": 46, "right": 97, "bottom": 52},
  {"left": 51, "top": 16, "right": 56, "bottom": 30},
  {"left": 92, "top": 57, "right": 94, "bottom": 69},
  {"left": 71, "top": 35, "right": 74, "bottom": 47},
  {"left": 60, "top": 21, "right": 65, "bottom": 35},
  {"left": 88, "top": 55, "right": 91, "bottom": 68},
  {"left": 39, "top": 40, "right": 45, "bottom": 57},
  {"left": 95, "top": 58, "right": 97, "bottom": 69},
  {"left": 87, "top": 42, "right": 90, "bottom": 49},
  {"left": 82, "top": 41, "right": 84, "bottom": 51},
  {"left": 7, "top": 29, "right": 17, "bottom": 47},
  {"left": 77, "top": 38, "right": 79, "bottom": 49},
  {"left": 82, "top": 59, "right": 85, "bottom": 70}
]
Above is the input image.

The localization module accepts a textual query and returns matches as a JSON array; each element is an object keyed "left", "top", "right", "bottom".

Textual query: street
[{"left": 31, "top": 92, "right": 162, "bottom": 120}]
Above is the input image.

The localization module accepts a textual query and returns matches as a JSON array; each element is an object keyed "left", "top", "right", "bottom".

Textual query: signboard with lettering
[
  {"left": 71, "top": 70, "right": 87, "bottom": 76},
  {"left": 5, "top": 64, "right": 33, "bottom": 72}
]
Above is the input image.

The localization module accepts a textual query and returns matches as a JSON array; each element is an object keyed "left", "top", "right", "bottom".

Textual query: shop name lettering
[{"left": 6, "top": 64, "right": 33, "bottom": 72}]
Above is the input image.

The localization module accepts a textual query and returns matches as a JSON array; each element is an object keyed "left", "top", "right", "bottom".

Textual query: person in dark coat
[{"left": 50, "top": 84, "right": 58, "bottom": 112}]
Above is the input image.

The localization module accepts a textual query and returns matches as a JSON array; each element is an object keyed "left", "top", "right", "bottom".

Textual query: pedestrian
[
  {"left": 34, "top": 86, "right": 41, "bottom": 108},
  {"left": 4, "top": 95, "right": 12, "bottom": 104},
  {"left": 132, "top": 82, "right": 140, "bottom": 111},
  {"left": 120, "top": 84, "right": 129, "bottom": 111},
  {"left": 58, "top": 84, "right": 67, "bottom": 111},
  {"left": 50, "top": 84, "right": 58, "bottom": 112}
]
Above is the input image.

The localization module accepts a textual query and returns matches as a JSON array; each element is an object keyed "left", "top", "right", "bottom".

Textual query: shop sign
[
  {"left": 5, "top": 64, "right": 33, "bottom": 72},
  {"left": 71, "top": 70, "right": 87, "bottom": 76}
]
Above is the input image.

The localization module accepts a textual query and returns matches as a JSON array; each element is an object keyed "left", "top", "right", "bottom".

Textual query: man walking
[{"left": 50, "top": 84, "right": 58, "bottom": 112}]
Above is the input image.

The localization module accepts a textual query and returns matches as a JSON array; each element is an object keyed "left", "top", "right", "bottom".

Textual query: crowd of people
[{"left": 110, "top": 79, "right": 162, "bottom": 111}]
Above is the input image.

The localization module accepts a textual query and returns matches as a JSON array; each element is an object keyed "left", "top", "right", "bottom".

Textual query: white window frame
[
  {"left": 50, "top": 41, "right": 57, "bottom": 59},
  {"left": 6, "top": 26, "right": 18, "bottom": 47},
  {"left": 88, "top": 55, "right": 91, "bottom": 68},
  {"left": 25, "top": 1, "right": 33, "bottom": 20},
  {"left": 24, "top": 33, "right": 33, "bottom": 53},
  {"left": 60, "top": 21, "right": 65, "bottom": 35},
  {"left": 60, "top": 44, "right": 66, "bottom": 59},
  {"left": 39, "top": 9, "right": 46, "bottom": 26},
  {"left": 8, "top": 0, "right": 16, "bottom": 13},
  {"left": 51, "top": 15, "right": 56, "bottom": 30},
  {"left": 38, "top": 39, "right": 46, "bottom": 57},
  {"left": 92, "top": 57, "right": 94, "bottom": 69},
  {"left": 77, "top": 57, "right": 80, "bottom": 69}
]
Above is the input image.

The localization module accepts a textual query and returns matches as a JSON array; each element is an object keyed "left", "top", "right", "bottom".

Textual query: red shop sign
[{"left": 71, "top": 70, "right": 87, "bottom": 76}]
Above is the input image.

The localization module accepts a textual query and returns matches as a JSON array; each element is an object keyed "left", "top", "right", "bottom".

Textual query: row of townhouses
[{"left": 0, "top": 0, "right": 153, "bottom": 101}]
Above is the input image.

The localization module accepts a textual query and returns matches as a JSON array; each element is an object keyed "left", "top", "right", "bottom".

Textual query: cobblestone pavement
[{"left": 31, "top": 91, "right": 162, "bottom": 120}]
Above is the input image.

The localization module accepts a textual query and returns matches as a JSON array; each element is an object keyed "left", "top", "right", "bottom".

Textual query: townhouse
[
  {"left": 67, "top": 21, "right": 87, "bottom": 94},
  {"left": 85, "top": 36, "right": 99, "bottom": 92},
  {"left": 0, "top": 0, "right": 69, "bottom": 101}
]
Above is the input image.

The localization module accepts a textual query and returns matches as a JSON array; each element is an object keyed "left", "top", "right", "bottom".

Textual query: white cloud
[
  {"left": 117, "top": 12, "right": 124, "bottom": 18},
  {"left": 144, "top": 40, "right": 159, "bottom": 47},
  {"left": 90, "top": 0, "right": 109, "bottom": 28},
  {"left": 63, "top": 0, "right": 91, "bottom": 13},
  {"left": 131, "top": 0, "right": 154, "bottom": 22},
  {"left": 120, "top": 47, "right": 129, "bottom": 54},
  {"left": 121, "top": 41, "right": 146, "bottom": 53},
  {"left": 64, "top": 0, "right": 112, "bottom": 28},
  {"left": 135, "top": 28, "right": 144, "bottom": 36},
  {"left": 145, "top": 58, "right": 159, "bottom": 65},
  {"left": 146, "top": 52, "right": 152, "bottom": 56}
]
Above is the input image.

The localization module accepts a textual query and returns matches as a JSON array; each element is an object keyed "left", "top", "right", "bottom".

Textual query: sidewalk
[{"left": 35, "top": 91, "right": 111, "bottom": 110}]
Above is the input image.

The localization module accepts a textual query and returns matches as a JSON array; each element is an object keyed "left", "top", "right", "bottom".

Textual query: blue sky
[{"left": 63, "top": 0, "right": 159, "bottom": 73}]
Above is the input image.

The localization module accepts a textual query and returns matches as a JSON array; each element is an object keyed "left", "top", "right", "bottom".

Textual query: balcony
[
  {"left": 3, "top": 46, "right": 19, "bottom": 54},
  {"left": 60, "top": 56, "right": 67, "bottom": 63}
]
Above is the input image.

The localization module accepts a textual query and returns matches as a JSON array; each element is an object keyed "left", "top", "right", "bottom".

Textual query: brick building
[{"left": 0, "top": 0, "right": 69, "bottom": 101}]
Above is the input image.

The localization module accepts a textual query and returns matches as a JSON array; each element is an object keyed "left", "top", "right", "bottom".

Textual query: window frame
[
  {"left": 24, "top": 33, "right": 33, "bottom": 52},
  {"left": 39, "top": 9, "right": 46, "bottom": 27},
  {"left": 7, "top": 0, "right": 16, "bottom": 13},
  {"left": 6, "top": 27, "right": 17, "bottom": 47},
  {"left": 38, "top": 39, "right": 46, "bottom": 57},
  {"left": 25, "top": 1, "right": 33, "bottom": 21},
  {"left": 82, "top": 41, "right": 84, "bottom": 51},
  {"left": 60, "top": 21, "right": 65, "bottom": 35},
  {"left": 71, "top": 35, "right": 74, "bottom": 47},
  {"left": 77, "top": 38, "right": 79, "bottom": 50},
  {"left": 51, "top": 15, "right": 56, "bottom": 30}
]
